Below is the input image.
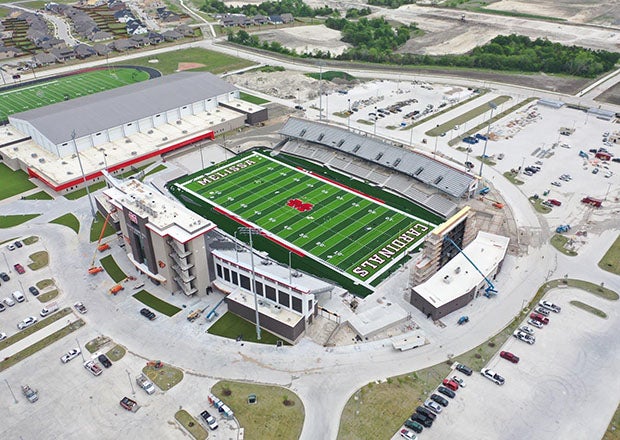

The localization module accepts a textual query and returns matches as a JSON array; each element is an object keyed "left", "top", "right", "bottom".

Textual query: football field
[
  {"left": 0, "top": 67, "right": 151, "bottom": 123},
  {"left": 173, "top": 152, "right": 436, "bottom": 285}
]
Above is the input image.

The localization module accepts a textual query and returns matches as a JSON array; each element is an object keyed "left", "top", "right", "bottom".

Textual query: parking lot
[{"left": 404, "top": 288, "right": 619, "bottom": 440}]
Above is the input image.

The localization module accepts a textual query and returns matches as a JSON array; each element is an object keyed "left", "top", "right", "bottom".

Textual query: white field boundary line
[{"left": 1, "top": 80, "right": 59, "bottom": 95}]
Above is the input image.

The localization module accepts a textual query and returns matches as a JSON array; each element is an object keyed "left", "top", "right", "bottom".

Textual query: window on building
[
  {"left": 231, "top": 271, "right": 238, "bottom": 285},
  {"left": 216, "top": 264, "right": 222, "bottom": 278},
  {"left": 223, "top": 268, "right": 230, "bottom": 282},
  {"left": 240, "top": 274, "right": 250, "bottom": 290},
  {"left": 265, "top": 285, "right": 276, "bottom": 301},
  {"left": 308, "top": 299, "right": 313, "bottom": 311},
  {"left": 255, "top": 281, "right": 263, "bottom": 296},
  {"left": 292, "top": 297, "right": 302, "bottom": 313},
  {"left": 278, "top": 291, "right": 290, "bottom": 308}
]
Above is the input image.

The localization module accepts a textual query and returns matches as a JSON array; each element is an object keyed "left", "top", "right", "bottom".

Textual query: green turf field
[
  {"left": 173, "top": 152, "right": 435, "bottom": 286},
  {"left": 0, "top": 67, "right": 150, "bottom": 123}
]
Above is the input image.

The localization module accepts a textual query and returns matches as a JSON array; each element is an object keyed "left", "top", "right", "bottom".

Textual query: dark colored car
[
  {"left": 28, "top": 286, "right": 39, "bottom": 296},
  {"left": 404, "top": 419, "right": 423, "bottom": 433},
  {"left": 0, "top": 272, "right": 9, "bottom": 282},
  {"left": 13, "top": 264, "right": 25, "bottom": 274},
  {"left": 437, "top": 386, "right": 456, "bottom": 398},
  {"left": 14, "top": 241, "right": 22, "bottom": 248},
  {"left": 500, "top": 351, "right": 520, "bottom": 364},
  {"left": 456, "top": 363, "right": 473, "bottom": 376},
  {"left": 410, "top": 413, "right": 432, "bottom": 428},
  {"left": 465, "top": 161, "right": 474, "bottom": 169},
  {"left": 98, "top": 354, "right": 112, "bottom": 368},
  {"left": 430, "top": 393, "right": 449, "bottom": 407},
  {"left": 140, "top": 308, "right": 156, "bottom": 320},
  {"left": 416, "top": 406, "right": 437, "bottom": 421}
]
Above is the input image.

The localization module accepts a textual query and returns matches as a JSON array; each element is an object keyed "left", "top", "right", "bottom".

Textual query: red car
[
  {"left": 547, "top": 199, "right": 562, "bottom": 206},
  {"left": 500, "top": 351, "right": 520, "bottom": 363},
  {"left": 442, "top": 378, "right": 459, "bottom": 391},
  {"left": 13, "top": 263, "right": 25, "bottom": 274},
  {"left": 530, "top": 312, "right": 549, "bottom": 325}
]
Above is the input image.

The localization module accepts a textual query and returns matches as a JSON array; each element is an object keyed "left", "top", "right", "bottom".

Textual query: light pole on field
[
  {"left": 478, "top": 102, "right": 498, "bottom": 179},
  {"left": 72, "top": 130, "right": 96, "bottom": 218}
]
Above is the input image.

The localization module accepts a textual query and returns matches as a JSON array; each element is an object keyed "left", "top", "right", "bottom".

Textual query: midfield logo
[{"left": 287, "top": 198, "right": 313, "bottom": 212}]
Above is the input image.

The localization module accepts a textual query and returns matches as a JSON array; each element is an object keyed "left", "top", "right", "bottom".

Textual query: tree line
[{"left": 201, "top": 0, "right": 335, "bottom": 17}]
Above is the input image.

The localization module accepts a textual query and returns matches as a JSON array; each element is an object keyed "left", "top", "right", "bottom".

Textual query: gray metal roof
[
  {"left": 279, "top": 117, "right": 475, "bottom": 198},
  {"left": 9, "top": 72, "right": 237, "bottom": 145}
]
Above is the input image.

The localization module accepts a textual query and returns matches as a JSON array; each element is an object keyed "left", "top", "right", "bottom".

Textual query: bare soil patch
[
  {"left": 487, "top": 0, "right": 620, "bottom": 25},
  {"left": 177, "top": 62, "right": 206, "bottom": 71},
  {"left": 595, "top": 82, "right": 620, "bottom": 106},
  {"left": 257, "top": 25, "right": 351, "bottom": 56}
]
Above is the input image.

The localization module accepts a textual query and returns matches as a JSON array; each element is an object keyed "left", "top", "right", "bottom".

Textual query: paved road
[{"left": 5, "top": 3, "right": 79, "bottom": 46}]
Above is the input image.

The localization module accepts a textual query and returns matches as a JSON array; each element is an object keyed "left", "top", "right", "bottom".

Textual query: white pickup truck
[
  {"left": 40, "top": 302, "right": 59, "bottom": 317},
  {"left": 136, "top": 373, "right": 155, "bottom": 394}
]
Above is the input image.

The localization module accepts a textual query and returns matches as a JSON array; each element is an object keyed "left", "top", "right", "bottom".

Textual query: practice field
[
  {"left": 0, "top": 67, "right": 150, "bottom": 123},
  {"left": 172, "top": 152, "right": 435, "bottom": 285}
]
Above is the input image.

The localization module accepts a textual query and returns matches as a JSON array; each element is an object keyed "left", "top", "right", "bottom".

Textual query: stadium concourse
[{"left": 0, "top": 71, "right": 267, "bottom": 193}]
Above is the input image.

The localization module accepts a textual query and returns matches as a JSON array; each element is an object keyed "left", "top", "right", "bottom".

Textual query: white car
[
  {"left": 17, "top": 316, "right": 38, "bottom": 330},
  {"left": 527, "top": 318, "right": 544, "bottom": 329},
  {"left": 400, "top": 429, "right": 417, "bottom": 440},
  {"left": 61, "top": 348, "right": 81, "bottom": 363},
  {"left": 424, "top": 399, "right": 442, "bottom": 413},
  {"left": 6, "top": 244, "right": 15, "bottom": 251},
  {"left": 3, "top": 297, "right": 15, "bottom": 307},
  {"left": 0, "top": 332, "right": 6, "bottom": 341},
  {"left": 534, "top": 306, "right": 550, "bottom": 317},
  {"left": 451, "top": 376, "right": 466, "bottom": 387},
  {"left": 540, "top": 300, "right": 561, "bottom": 313},
  {"left": 74, "top": 302, "right": 87, "bottom": 314},
  {"left": 518, "top": 325, "right": 535, "bottom": 335},
  {"left": 513, "top": 330, "right": 536, "bottom": 344},
  {"left": 481, "top": 368, "right": 505, "bottom": 385}
]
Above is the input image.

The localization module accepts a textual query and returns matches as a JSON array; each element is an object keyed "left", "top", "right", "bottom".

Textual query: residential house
[
  {"left": 111, "top": 38, "right": 138, "bottom": 51},
  {"left": 175, "top": 24, "right": 194, "bottom": 37},
  {"left": 39, "top": 37, "right": 65, "bottom": 50},
  {"left": 129, "top": 34, "right": 150, "bottom": 46},
  {"left": 90, "top": 30, "right": 113, "bottom": 42},
  {"left": 280, "top": 13, "right": 294, "bottom": 23},
  {"left": 32, "top": 52, "right": 58, "bottom": 66},
  {"left": 268, "top": 15, "right": 283, "bottom": 24},
  {"left": 50, "top": 45, "right": 75, "bottom": 62},
  {"left": 253, "top": 14, "right": 269, "bottom": 25},
  {"left": 126, "top": 20, "right": 148, "bottom": 35},
  {"left": 0, "top": 46, "right": 23, "bottom": 59},
  {"left": 74, "top": 43, "right": 96, "bottom": 59},
  {"left": 146, "top": 31, "right": 163, "bottom": 44},
  {"left": 114, "top": 9, "right": 135, "bottom": 23},
  {"left": 221, "top": 13, "right": 251, "bottom": 27},
  {"left": 161, "top": 30, "right": 182, "bottom": 41},
  {"left": 93, "top": 43, "right": 112, "bottom": 55}
]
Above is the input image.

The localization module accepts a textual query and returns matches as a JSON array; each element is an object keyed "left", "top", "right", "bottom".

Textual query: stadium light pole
[
  {"left": 318, "top": 62, "right": 324, "bottom": 121},
  {"left": 99, "top": 148, "right": 108, "bottom": 170},
  {"left": 478, "top": 102, "right": 497, "bottom": 179},
  {"left": 433, "top": 124, "right": 439, "bottom": 157},
  {"left": 0, "top": 66, "right": 6, "bottom": 85},
  {"left": 373, "top": 106, "right": 377, "bottom": 136},
  {"left": 237, "top": 227, "right": 262, "bottom": 341},
  {"left": 72, "top": 130, "right": 96, "bottom": 218},
  {"left": 347, "top": 98, "right": 351, "bottom": 130}
]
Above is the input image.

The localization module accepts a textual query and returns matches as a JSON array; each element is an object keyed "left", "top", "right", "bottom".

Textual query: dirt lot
[
  {"left": 487, "top": 0, "right": 620, "bottom": 26},
  {"left": 256, "top": 25, "right": 351, "bottom": 56},
  {"left": 595, "top": 83, "right": 620, "bottom": 106}
]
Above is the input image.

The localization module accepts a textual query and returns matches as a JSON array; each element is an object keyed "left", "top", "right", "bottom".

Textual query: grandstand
[{"left": 279, "top": 118, "right": 477, "bottom": 218}]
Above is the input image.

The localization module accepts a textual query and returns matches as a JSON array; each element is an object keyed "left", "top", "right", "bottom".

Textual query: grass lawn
[
  {"left": 212, "top": 380, "right": 304, "bottom": 440},
  {"left": 133, "top": 290, "right": 181, "bottom": 317},
  {"left": 503, "top": 171, "right": 524, "bottom": 185},
  {"left": 604, "top": 404, "right": 620, "bottom": 440},
  {"left": 99, "top": 255, "right": 127, "bottom": 282},
  {"left": 175, "top": 409, "right": 207, "bottom": 440},
  {"left": 0, "top": 163, "right": 36, "bottom": 200},
  {"left": 144, "top": 164, "right": 167, "bottom": 178},
  {"left": 598, "top": 234, "right": 620, "bottom": 275},
  {"left": 35, "top": 278, "right": 54, "bottom": 289},
  {"left": 0, "top": 318, "right": 85, "bottom": 373},
  {"left": 49, "top": 213, "right": 80, "bottom": 234},
  {"left": 37, "top": 290, "right": 59, "bottom": 303},
  {"left": 528, "top": 196, "right": 552, "bottom": 214},
  {"left": 23, "top": 191, "right": 53, "bottom": 200},
  {"left": 23, "top": 236, "right": 39, "bottom": 245},
  {"left": 27, "top": 251, "right": 49, "bottom": 270},
  {"left": 64, "top": 181, "right": 108, "bottom": 200},
  {"left": 0, "top": 214, "right": 40, "bottom": 228},
  {"left": 143, "top": 364, "right": 183, "bottom": 391},
  {"left": 240, "top": 91, "right": 269, "bottom": 105},
  {"left": 426, "top": 96, "right": 511, "bottom": 136},
  {"left": 85, "top": 335, "right": 112, "bottom": 353},
  {"left": 90, "top": 212, "right": 116, "bottom": 242},
  {"left": 570, "top": 300, "right": 607, "bottom": 318},
  {"left": 550, "top": 234, "right": 578, "bottom": 256},
  {"left": 338, "top": 277, "right": 618, "bottom": 439},
  {"left": 207, "top": 312, "right": 287, "bottom": 345},
  {"left": 106, "top": 344, "right": 126, "bottom": 361},
  {"left": 305, "top": 71, "right": 354, "bottom": 81},
  {"left": 115, "top": 47, "right": 255, "bottom": 75}
]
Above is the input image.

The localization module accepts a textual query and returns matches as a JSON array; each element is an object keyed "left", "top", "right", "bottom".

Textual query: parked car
[
  {"left": 442, "top": 378, "right": 459, "bottom": 391},
  {"left": 6, "top": 244, "right": 15, "bottom": 251},
  {"left": 140, "top": 308, "right": 156, "bottom": 320},
  {"left": 0, "top": 332, "right": 6, "bottom": 341},
  {"left": 416, "top": 406, "right": 437, "bottom": 421},
  {"left": 14, "top": 241, "right": 22, "bottom": 248},
  {"left": 540, "top": 300, "right": 561, "bottom": 313},
  {"left": 534, "top": 306, "right": 550, "bottom": 317},
  {"left": 547, "top": 199, "right": 562, "bottom": 206},
  {"left": 410, "top": 412, "right": 433, "bottom": 428},
  {"left": 13, "top": 264, "right": 25, "bottom": 274},
  {"left": 437, "top": 386, "right": 455, "bottom": 399},
  {"left": 200, "top": 410, "right": 219, "bottom": 430},
  {"left": 518, "top": 325, "right": 535, "bottom": 335},
  {"left": 74, "top": 302, "right": 87, "bottom": 314},
  {"left": 430, "top": 393, "right": 449, "bottom": 407},
  {"left": 592, "top": 168, "right": 599, "bottom": 174},
  {"left": 527, "top": 319, "right": 544, "bottom": 329},
  {"left": 399, "top": 428, "right": 417, "bottom": 440},
  {"left": 98, "top": 354, "right": 112, "bottom": 368},
  {"left": 500, "top": 351, "right": 520, "bottom": 363},
  {"left": 451, "top": 376, "right": 466, "bottom": 387},
  {"left": 404, "top": 419, "right": 424, "bottom": 433},
  {"left": 550, "top": 181, "right": 562, "bottom": 187},
  {"left": 0, "top": 303, "right": 5, "bottom": 312},
  {"left": 424, "top": 399, "right": 442, "bottom": 414},
  {"left": 61, "top": 348, "right": 81, "bottom": 363},
  {"left": 3, "top": 297, "right": 15, "bottom": 307},
  {"left": 513, "top": 330, "right": 536, "bottom": 344},
  {"left": 28, "top": 286, "right": 39, "bottom": 296},
  {"left": 481, "top": 368, "right": 505, "bottom": 385},
  {"left": 456, "top": 363, "right": 473, "bottom": 376},
  {"left": 17, "top": 316, "right": 38, "bottom": 330},
  {"left": 530, "top": 312, "right": 549, "bottom": 325},
  {"left": 465, "top": 161, "right": 474, "bottom": 169},
  {"left": 0, "top": 272, "right": 9, "bottom": 282}
]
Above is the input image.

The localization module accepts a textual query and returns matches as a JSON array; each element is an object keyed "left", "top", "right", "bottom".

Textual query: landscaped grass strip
[
  {"left": 133, "top": 290, "right": 181, "bottom": 317},
  {"left": 100, "top": 255, "right": 127, "bottom": 282}
]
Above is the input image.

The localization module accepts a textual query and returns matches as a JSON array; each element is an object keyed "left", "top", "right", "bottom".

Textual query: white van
[
  {"left": 3, "top": 297, "right": 15, "bottom": 307},
  {"left": 12, "top": 291, "right": 25, "bottom": 303},
  {"left": 40, "top": 302, "right": 59, "bottom": 317}
]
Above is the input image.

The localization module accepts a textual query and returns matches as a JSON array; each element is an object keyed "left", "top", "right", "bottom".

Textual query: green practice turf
[
  {"left": 133, "top": 290, "right": 181, "bottom": 317},
  {"left": 172, "top": 152, "right": 434, "bottom": 286},
  {"left": 0, "top": 163, "right": 36, "bottom": 199},
  {"left": 0, "top": 68, "right": 150, "bottom": 123}
]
